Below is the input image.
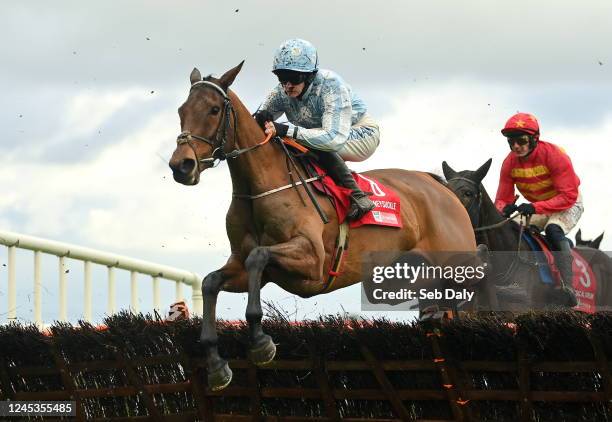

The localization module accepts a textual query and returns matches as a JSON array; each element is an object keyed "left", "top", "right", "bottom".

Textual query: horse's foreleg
[
  {"left": 244, "top": 247, "right": 277, "bottom": 365},
  {"left": 200, "top": 257, "right": 248, "bottom": 391},
  {"left": 200, "top": 270, "right": 233, "bottom": 390},
  {"left": 244, "top": 236, "right": 324, "bottom": 365}
]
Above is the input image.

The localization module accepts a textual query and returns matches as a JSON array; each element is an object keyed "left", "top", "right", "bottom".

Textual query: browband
[{"left": 191, "top": 80, "right": 229, "bottom": 99}]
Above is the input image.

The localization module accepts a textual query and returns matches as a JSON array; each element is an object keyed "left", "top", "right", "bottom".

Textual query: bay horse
[
  {"left": 168, "top": 62, "right": 478, "bottom": 391},
  {"left": 441, "top": 159, "right": 612, "bottom": 313}
]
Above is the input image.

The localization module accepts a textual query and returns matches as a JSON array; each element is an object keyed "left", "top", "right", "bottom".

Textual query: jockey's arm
[
  {"left": 259, "top": 87, "right": 286, "bottom": 121},
  {"left": 494, "top": 157, "right": 516, "bottom": 212},
  {"left": 288, "top": 86, "right": 352, "bottom": 152}
]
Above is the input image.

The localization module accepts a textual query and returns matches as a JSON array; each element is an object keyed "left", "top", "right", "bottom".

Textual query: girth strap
[{"left": 320, "top": 221, "right": 350, "bottom": 294}]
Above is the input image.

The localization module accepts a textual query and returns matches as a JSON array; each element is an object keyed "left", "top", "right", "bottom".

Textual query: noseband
[{"left": 176, "top": 80, "right": 237, "bottom": 169}]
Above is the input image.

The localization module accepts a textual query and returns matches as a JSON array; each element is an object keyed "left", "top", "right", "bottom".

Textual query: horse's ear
[
  {"left": 593, "top": 232, "right": 604, "bottom": 249},
  {"left": 190, "top": 68, "right": 202, "bottom": 85},
  {"left": 473, "top": 158, "right": 492, "bottom": 184},
  {"left": 575, "top": 229, "right": 583, "bottom": 244},
  {"left": 442, "top": 161, "right": 457, "bottom": 180},
  {"left": 219, "top": 60, "right": 244, "bottom": 91}
]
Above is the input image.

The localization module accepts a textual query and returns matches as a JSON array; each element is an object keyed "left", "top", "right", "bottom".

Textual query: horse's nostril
[{"left": 179, "top": 159, "right": 196, "bottom": 175}]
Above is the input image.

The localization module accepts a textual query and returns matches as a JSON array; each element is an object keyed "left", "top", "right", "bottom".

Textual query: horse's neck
[
  {"left": 478, "top": 186, "right": 521, "bottom": 250},
  {"left": 478, "top": 186, "right": 503, "bottom": 226},
  {"left": 226, "top": 92, "right": 291, "bottom": 195}
]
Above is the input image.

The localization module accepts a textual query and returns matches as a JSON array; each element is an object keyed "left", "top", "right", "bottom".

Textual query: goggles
[
  {"left": 507, "top": 135, "right": 530, "bottom": 147},
  {"left": 275, "top": 71, "right": 309, "bottom": 85}
]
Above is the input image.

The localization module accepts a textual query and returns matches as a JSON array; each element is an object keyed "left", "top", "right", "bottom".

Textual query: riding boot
[
  {"left": 555, "top": 239, "right": 578, "bottom": 307},
  {"left": 545, "top": 224, "right": 578, "bottom": 307},
  {"left": 315, "top": 151, "right": 375, "bottom": 220}
]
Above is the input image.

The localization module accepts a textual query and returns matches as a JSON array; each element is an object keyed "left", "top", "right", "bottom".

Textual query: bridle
[
  {"left": 176, "top": 80, "right": 271, "bottom": 170},
  {"left": 447, "top": 176, "right": 483, "bottom": 228},
  {"left": 173, "top": 79, "right": 327, "bottom": 219},
  {"left": 176, "top": 76, "right": 329, "bottom": 224},
  {"left": 447, "top": 176, "right": 521, "bottom": 233}
]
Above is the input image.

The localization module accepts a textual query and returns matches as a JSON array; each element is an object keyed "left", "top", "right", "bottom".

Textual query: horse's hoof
[
  {"left": 249, "top": 335, "right": 276, "bottom": 366},
  {"left": 207, "top": 361, "right": 232, "bottom": 391}
]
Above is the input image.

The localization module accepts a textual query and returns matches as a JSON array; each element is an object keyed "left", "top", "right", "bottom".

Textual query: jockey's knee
[
  {"left": 545, "top": 224, "right": 566, "bottom": 249},
  {"left": 545, "top": 223, "right": 564, "bottom": 239}
]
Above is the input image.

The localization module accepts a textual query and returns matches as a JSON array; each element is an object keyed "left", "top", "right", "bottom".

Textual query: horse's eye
[
  {"left": 210, "top": 106, "right": 220, "bottom": 115},
  {"left": 464, "top": 191, "right": 473, "bottom": 197}
]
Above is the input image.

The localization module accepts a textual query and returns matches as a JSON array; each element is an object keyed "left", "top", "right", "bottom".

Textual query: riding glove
[
  {"left": 502, "top": 204, "right": 518, "bottom": 217},
  {"left": 254, "top": 110, "right": 274, "bottom": 130},
  {"left": 272, "top": 122, "right": 289, "bottom": 137},
  {"left": 517, "top": 203, "right": 536, "bottom": 216}
]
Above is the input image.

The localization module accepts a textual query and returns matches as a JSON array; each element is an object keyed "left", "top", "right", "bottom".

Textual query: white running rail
[{"left": 0, "top": 229, "right": 203, "bottom": 327}]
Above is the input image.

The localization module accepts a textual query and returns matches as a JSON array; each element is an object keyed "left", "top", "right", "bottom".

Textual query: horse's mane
[{"left": 428, "top": 172, "right": 447, "bottom": 186}]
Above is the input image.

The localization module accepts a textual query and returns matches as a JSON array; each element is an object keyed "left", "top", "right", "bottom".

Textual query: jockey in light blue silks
[{"left": 254, "top": 38, "right": 381, "bottom": 220}]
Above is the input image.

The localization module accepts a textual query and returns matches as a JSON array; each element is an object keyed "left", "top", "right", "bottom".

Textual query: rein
[{"left": 474, "top": 216, "right": 514, "bottom": 232}]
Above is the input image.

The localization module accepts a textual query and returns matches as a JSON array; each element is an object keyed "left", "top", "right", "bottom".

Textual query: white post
[
  {"left": 152, "top": 276, "right": 160, "bottom": 313},
  {"left": 0, "top": 230, "right": 203, "bottom": 325},
  {"left": 8, "top": 246, "right": 16, "bottom": 321},
  {"left": 107, "top": 266, "right": 116, "bottom": 316},
  {"left": 59, "top": 256, "right": 67, "bottom": 322},
  {"left": 191, "top": 279, "right": 203, "bottom": 316},
  {"left": 33, "top": 251, "right": 42, "bottom": 328},
  {"left": 84, "top": 261, "right": 92, "bottom": 322},
  {"left": 175, "top": 280, "right": 183, "bottom": 302},
  {"left": 130, "top": 271, "right": 138, "bottom": 313}
]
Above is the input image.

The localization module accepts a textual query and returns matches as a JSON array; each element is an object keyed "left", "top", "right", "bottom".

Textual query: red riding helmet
[{"left": 501, "top": 113, "right": 540, "bottom": 137}]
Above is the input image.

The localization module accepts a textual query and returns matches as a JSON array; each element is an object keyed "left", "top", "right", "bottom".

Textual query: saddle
[
  {"left": 285, "top": 143, "right": 402, "bottom": 228},
  {"left": 310, "top": 164, "right": 402, "bottom": 228}
]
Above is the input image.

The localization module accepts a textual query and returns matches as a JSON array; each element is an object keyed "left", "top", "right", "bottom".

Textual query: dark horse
[
  {"left": 168, "top": 62, "right": 479, "bottom": 391},
  {"left": 576, "top": 229, "right": 604, "bottom": 250},
  {"left": 442, "top": 159, "right": 612, "bottom": 312}
]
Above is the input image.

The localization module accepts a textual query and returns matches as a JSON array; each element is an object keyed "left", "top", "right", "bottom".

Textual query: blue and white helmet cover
[{"left": 272, "top": 39, "right": 319, "bottom": 73}]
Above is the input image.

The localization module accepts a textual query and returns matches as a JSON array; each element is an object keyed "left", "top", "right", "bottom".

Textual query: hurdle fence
[
  {"left": 2, "top": 312, "right": 611, "bottom": 421},
  {"left": 0, "top": 229, "right": 203, "bottom": 327}
]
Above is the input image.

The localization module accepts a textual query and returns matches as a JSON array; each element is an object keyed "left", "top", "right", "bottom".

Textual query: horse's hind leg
[
  {"left": 200, "top": 270, "right": 232, "bottom": 391},
  {"left": 244, "top": 247, "right": 276, "bottom": 365}
]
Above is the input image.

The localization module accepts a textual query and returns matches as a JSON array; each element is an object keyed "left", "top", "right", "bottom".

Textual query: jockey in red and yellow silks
[
  {"left": 494, "top": 139, "right": 580, "bottom": 215},
  {"left": 494, "top": 112, "right": 583, "bottom": 307}
]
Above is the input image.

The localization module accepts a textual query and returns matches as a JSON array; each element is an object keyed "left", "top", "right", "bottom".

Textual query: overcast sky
[{"left": 1, "top": 1, "right": 611, "bottom": 323}]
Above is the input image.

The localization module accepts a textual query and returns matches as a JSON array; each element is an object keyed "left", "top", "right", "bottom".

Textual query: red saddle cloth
[
  {"left": 309, "top": 164, "right": 402, "bottom": 229},
  {"left": 531, "top": 235, "right": 598, "bottom": 313}
]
